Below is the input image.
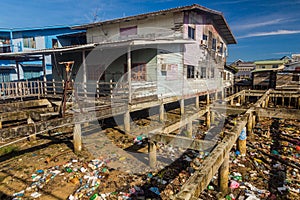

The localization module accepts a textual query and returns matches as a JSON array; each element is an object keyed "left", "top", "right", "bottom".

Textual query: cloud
[
  {"left": 237, "top": 30, "right": 300, "bottom": 39},
  {"left": 235, "top": 18, "right": 289, "bottom": 30},
  {"left": 271, "top": 52, "right": 291, "bottom": 55}
]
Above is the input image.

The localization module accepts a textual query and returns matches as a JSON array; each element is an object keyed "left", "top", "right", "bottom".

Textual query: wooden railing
[{"left": 0, "top": 80, "right": 158, "bottom": 102}]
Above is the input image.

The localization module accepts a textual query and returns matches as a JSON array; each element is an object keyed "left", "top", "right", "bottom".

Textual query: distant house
[
  {"left": 229, "top": 59, "right": 254, "bottom": 92},
  {"left": 222, "top": 65, "right": 236, "bottom": 95},
  {"left": 0, "top": 26, "right": 85, "bottom": 82},
  {"left": 252, "top": 59, "right": 290, "bottom": 90},
  {"left": 276, "top": 62, "right": 300, "bottom": 90}
]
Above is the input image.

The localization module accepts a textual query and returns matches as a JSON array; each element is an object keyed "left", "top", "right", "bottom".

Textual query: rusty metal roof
[{"left": 73, "top": 4, "right": 236, "bottom": 44}]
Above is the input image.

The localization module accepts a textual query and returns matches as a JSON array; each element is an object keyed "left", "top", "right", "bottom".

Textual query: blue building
[{"left": 0, "top": 26, "right": 86, "bottom": 82}]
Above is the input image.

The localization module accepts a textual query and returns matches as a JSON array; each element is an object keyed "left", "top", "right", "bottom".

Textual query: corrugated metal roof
[
  {"left": 254, "top": 60, "right": 285, "bottom": 65},
  {"left": 73, "top": 4, "right": 236, "bottom": 44}
]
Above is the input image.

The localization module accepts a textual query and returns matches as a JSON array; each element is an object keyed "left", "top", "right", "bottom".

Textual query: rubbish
[
  {"left": 230, "top": 180, "right": 240, "bottom": 189},
  {"left": 13, "top": 190, "right": 24, "bottom": 197},
  {"left": 149, "top": 187, "right": 160, "bottom": 195},
  {"left": 239, "top": 127, "right": 247, "bottom": 140},
  {"left": 31, "top": 192, "right": 42, "bottom": 198}
]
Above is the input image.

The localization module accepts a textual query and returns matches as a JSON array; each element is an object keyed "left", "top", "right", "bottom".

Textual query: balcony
[{"left": 0, "top": 44, "right": 12, "bottom": 53}]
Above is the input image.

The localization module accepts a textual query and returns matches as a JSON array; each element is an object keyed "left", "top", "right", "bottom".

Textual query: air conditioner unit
[
  {"left": 200, "top": 40, "right": 208, "bottom": 46},
  {"left": 161, "top": 64, "right": 167, "bottom": 72}
]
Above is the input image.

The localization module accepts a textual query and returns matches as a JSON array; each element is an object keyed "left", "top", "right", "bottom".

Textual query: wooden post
[
  {"left": 124, "top": 110, "right": 130, "bottom": 133},
  {"left": 180, "top": 98, "right": 184, "bottom": 115},
  {"left": 206, "top": 110, "right": 211, "bottom": 128},
  {"left": 127, "top": 46, "right": 132, "bottom": 104},
  {"left": 159, "top": 103, "right": 164, "bottom": 122},
  {"left": 16, "top": 61, "right": 20, "bottom": 81},
  {"left": 186, "top": 121, "right": 193, "bottom": 138},
  {"left": 218, "top": 152, "right": 229, "bottom": 194},
  {"left": 148, "top": 141, "right": 157, "bottom": 168},
  {"left": 82, "top": 50, "right": 87, "bottom": 98},
  {"left": 42, "top": 55, "right": 47, "bottom": 96},
  {"left": 52, "top": 79, "right": 56, "bottom": 95},
  {"left": 238, "top": 127, "right": 247, "bottom": 156},
  {"left": 74, "top": 123, "right": 82, "bottom": 153},
  {"left": 247, "top": 113, "right": 253, "bottom": 136},
  {"left": 195, "top": 96, "right": 199, "bottom": 109}
]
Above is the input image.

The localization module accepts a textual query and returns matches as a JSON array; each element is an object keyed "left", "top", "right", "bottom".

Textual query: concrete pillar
[
  {"left": 230, "top": 98, "right": 234, "bottom": 106},
  {"left": 27, "top": 116, "right": 36, "bottom": 141},
  {"left": 206, "top": 93, "right": 210, "bottom": 105},
  {"left": 195, "top": 96, "right": 199, "bottom": 109},
  {"left": 124, "top": 110, "right": 130, "bottom": 133},
  {"left": 211, "top": 110, "right": 215, "bottom": 125},
  {"left": 74, "top": 123, "right": 82, "bottom": 153},
  {"left": 0, "top": 121, "right": 2, "bottom": 129},
  {"left": 247, "top": 113, "right": 253, "bottom": 136},
  {"left": 221, "top": 88, "right": 225, "bottom": 100},
  {"left": 186, "top": 121, "right": 193, "bottom": 138},
  {"left": 282, "top": 96, "right": 285, "bottom": 106},
  {"left": 262, "top": 101, "right": 265, "bottom": 108},
  {"left": 206, "top": 111, "right": 211, "bottom": 128},
  {"left": 298, "top": 97, "right": 300, "bottom": 109},
  {"left": 159, "top": 103, "right": 164, "bottom": 122},
  {"left": 252, "top": 114, "right": 256, "bottom": 127},
  {"left": 214, "top": 92, "right": 218, "bottom": 101},
  {"left": 180, "top": 99, "right": 185, "bottom": 115},
  {"left": 238, "top": 96, "right": 241, "bottom": 104},
  {"left": 288, "top": 96, "right": 291, "bottom": 107},
  {"left": 218, "top": 152, "right": 229, "bottom": 194},
  {"left": 148, "top": 141, "right": 157, "bottom": 168}
]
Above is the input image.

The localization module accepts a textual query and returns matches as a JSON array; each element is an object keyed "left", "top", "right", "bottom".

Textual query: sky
[{"left": 1, "top": 0, "right": 300, "bottom": 63}]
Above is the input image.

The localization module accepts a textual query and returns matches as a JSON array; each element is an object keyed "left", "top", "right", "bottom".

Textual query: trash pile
[{"left": 199, "top": 118, "right": 299, "bottom": 200}]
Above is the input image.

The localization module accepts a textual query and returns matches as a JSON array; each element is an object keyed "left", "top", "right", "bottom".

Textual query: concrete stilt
[
  {"left": 206, "top": 93, "right": 210, "bottom": 105},
  {"left": 221, "top": 89, "right": 225, "bottom": 100},
  {"left": 148, "top": 141, "right": 157, "bottom": 168},
  {"left": 206, "top": 111, "right": 211, "bottom": 128},
  {"left": 27, "top": 117, "right": 36, "bottom": 141},
  {"left": 0, "top": 120, "right": 2, "bottom": 129},
  {"left": 282, "top": 97, "right": 285, "bottom": 106},
  {"left": 218, "top": 152, "right": 229, "bottom": 194},
  {"left": 230, "top": 99, "right": 234, "bottom": 106},
  {"left": 74, "top": 123, "right": 82, "bottom": 153},
  {"left": 215, "top": 92, "right": 218, "bottom": 101},
  {"left": 124, "top": 110, "right": 130, "bottom": 133},
  {"left": 195, "top": 96, "right": 199, "bottom": 109},
  {"left": 159, "top": 103, "right": 164, "bottom": 122},
  {"left": 180, "top": 99, "right": 185, "bottom": 115},
  {"left": 265, "top": 96, "right": 269, "bottom": 107},
  {"left": 211, "top": 111, "right": 215, "bottom": 125},
  {"left": 238, "top": 96, "right": 241, "bottom": 104},
  {"left": 187, "top": 121, "right": 193, "bottom": 138},
  {"left": 252, "top": 114, "right": 256, "bottom": 127}
]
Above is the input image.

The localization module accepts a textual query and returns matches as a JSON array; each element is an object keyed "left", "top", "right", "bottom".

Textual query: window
[
  {"left": 219, "top": 42, "right": 224, "bottom": 54},
  {"left": 188, "top": 26, "right": 195, "bottom": 40},
  {"left": 202, "top": 34, "right": 208, "bottom": 40},
  {"left": 212, "top": 38, "right": 216, "bottom": 50},
  {"left": 200, "top": 67, "right": 206, "bottom": 78},
  {"left": 210, "top": 68, "right": 215, "bottom": 78},
  {"left": 261, "top": 66, "right": 265, "bottom": 69},
  {"left": 52, "top": 39, "right": 58, "bottom": 48},
  {"left": 292, "top": 75, "right": 299, "bottom": 81},
  {"left": 23, "top": 37, "right": 36, "bottom": 48},
  {"left": 187, "top": 65, "right": 195, "bottom": 78},
  {"left": 272, "top": 65, "right": 278, "bottom": 68},
  {"left": 120, "top": 26, "right": 137, "bottom": 37}
]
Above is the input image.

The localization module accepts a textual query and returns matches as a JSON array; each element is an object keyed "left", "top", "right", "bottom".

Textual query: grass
[{"left": 0, "top": 145, "right": 19, "bottom": 156}]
